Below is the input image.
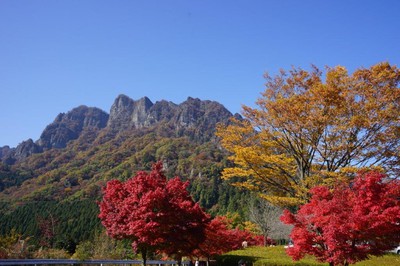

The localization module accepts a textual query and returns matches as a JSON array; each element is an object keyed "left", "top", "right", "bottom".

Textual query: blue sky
[{"left": 1, "top": 0, "right": 399, "bottom": 147}]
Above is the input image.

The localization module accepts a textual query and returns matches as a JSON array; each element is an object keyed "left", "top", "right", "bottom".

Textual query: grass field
[{"left": 217, "top": 246, "right": 400, "bottom": 266}]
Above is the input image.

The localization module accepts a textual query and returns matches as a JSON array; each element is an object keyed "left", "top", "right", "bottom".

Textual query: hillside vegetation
[{"left": 0, "top": 95, "right": 250, "bottom": 253}]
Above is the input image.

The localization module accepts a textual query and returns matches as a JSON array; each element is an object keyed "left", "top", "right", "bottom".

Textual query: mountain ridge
[
  {"left": 0, "top": 94, "right": 245, "bottom": 210},
  {"left": 0, "top": 94, "right": 239, "bottom": 163}
]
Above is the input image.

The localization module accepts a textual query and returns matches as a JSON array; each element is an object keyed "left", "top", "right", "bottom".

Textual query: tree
[
  {"left": 192, "top": 216, "right": 238, "bottom": 262},
  {"left": 36, "top": 213, "right": 58, "bottom": 248},
  {"left": 248, "top": 198, "right": 291, "bottom": 245},
  {"left": 98, "top": 162, "right": 209, "bottom": 266},
  {"left": 280, "top": 171, "right": 400, "bottom": 266},
  {"left": 193, "top": 216, "right": 234, "bottom": 260},
  {"left": 0, "top": 229, "right": 32, "bottom": 259},
  {"left": 217, "top": 62, "right": 400, "bottom": 206},
  {"left": 155, "top": 176, "right": 209, "bottom": 264},
  {"left": 71, "top": 230, "right": 133, "bottom": 260},
  {"left": 192, "top": 215, "right": 267, "bottom": 263}
]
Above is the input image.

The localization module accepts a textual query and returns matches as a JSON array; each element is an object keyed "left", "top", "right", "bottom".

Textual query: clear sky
[{"left": 1, "top": 0, "right": 399, "bottom": 148}]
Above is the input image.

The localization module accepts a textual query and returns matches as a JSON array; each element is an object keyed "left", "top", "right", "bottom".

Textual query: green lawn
[{"left": 217, "top": 246, "right": 400, "bottom": 266}]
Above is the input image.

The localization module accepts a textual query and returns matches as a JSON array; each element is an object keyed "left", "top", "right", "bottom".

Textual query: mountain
[
  {"left": 0, "top": 94, "right": 248, "bottom": 251},
  {"left": 38, "top": 105, "right": 109, "bottom": 150},
  {"left": 0, "top": 95, "right": 237, "bottom": 163}
]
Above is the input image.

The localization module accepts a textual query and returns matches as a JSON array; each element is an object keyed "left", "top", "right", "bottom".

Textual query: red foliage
[
  {"left": 252, "top": 234, "right": 276, "bottom": 246},
  {"left": 192, "top": 216, "right": 235, "bottom": 259},
  {"left": 281, "top": 171, "right": 400, "bottom": 266},
  {"left": 193, "top": 216, "right": 266, "bottom": 260},
  {"left": 228, "top": 228, "right": 264, "bottom": 248},
  {"left": 98, "top": 162, "right": 209, "bottom": 263}
]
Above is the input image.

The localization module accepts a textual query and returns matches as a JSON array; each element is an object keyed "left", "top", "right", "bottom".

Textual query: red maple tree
[
  {"left": 281, "top": 171, "right": 400, "bottom": 266},
  {"left": 192, "top": 216, "right": 236, "bottom": 261},
  {"left": 193, "top": 215, "right": 266, "bottom": 263},
  {"left": 98, "top": 162, "right": 209, "bottom": 265}
]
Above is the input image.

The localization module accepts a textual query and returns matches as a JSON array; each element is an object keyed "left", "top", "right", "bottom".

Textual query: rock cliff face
[
  {"left": 0, "top": 146, "right": 14, "bottom": 164},
  {"left": 0, "top": 146, "right": 12, "bottom": 159},
  {"left": 0, "top": 140, "right": 42, "bottom": 164},
  {"left": 14, "top": 139, "right": 42, "bottom": 160},
  {"left": 175, "top": 97, "right": 233, "bottom": 129},
  {"left": 107, "top": 94, "right": 234, "bottom": 139},
  {"left": 37, "top": 105, "right": 109, "bottom": 149},
  {"left": 107, "top": 95, "right": 154, "bottom": 130}
]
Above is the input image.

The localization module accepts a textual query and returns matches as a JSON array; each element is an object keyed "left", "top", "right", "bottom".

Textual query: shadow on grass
[{"left": 216, "top": 254, "right": 259, "bottom": 266}]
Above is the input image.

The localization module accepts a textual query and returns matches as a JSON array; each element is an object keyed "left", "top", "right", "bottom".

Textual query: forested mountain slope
[{"left": 0, "top": 95, "right": 249, "bottom": 251}]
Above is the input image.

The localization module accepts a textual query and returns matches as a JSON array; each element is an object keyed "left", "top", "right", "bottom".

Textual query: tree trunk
[
  {"left": 176, "top": 255, "right": 182, "bottom": 266},
  {"left": 141, "top": 247, "right": 147, "bottom": 266}
]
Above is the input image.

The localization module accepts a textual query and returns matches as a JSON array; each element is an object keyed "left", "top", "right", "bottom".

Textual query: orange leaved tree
[{"left": 217, "top": 62, "right": 400, "bottom": 206}]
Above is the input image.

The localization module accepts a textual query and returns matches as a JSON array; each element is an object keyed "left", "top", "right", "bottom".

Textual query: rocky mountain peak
[
  {"left": 0, "top": 146, "right": 12, "bottom": 158},
  {"left": 107, "top": 95, "right": 234, "bottom": 139},
  {"left": 108, "top": 95, "right": 154, "bottom": 130},
  {"left": 132, "top": 97, "right": 154, "bottom": 128},
  {"left": 14, "top": 139, "right": 42, "bottom": 160},
  {"left": 0, "top": 145, "right": 14, "bottom": 164},
  {"left": 37, "top": 105, "right": 109, "bottom": 149}
]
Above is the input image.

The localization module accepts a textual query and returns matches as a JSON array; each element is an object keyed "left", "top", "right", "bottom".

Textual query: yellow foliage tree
[{"left": 217, "top": 62, "right": 400, "bottom": 206}]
